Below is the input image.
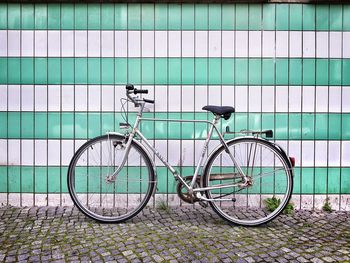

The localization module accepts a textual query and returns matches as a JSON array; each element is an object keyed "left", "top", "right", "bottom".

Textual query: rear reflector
[{"left": 289, "top": 157, "right": 295, "bottom": 167}]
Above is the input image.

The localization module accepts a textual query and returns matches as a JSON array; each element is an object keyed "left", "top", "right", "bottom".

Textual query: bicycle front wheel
[
  {"left": 202, "top": 137, "right": 293, "bottom": 226},
  {"left": 67, "top": 134, "right": 156, "bottom": 223}
]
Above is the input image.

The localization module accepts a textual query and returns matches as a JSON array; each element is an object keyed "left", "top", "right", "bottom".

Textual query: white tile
[
  {"left": 61, "top": 31, "right": 74, "bottom": 57},
  {"left": 342, "top": 141, "right": 350, "bottom": 166},
  {"left": 195, "top": 31, "right": 208, "bottom": 57},
  {"left": 303, "top": 32, "right": 315, "bottom": 57},
  {"left": 8, "top": 140, "right": 20, "bottom": 165},
  {"left": 330, "top": 32, "right": 342, "bottom": 58},
  {"left": 302, "top": 141, "right": 314, "bottom": 167},
  {"left": 48, "top": 140, "right": 60, "bottom": 165},
  {"left": 142, "top": 31, "right": 154, "bottom": 57},
  {"left": 195, "top": 86, "right": 207, "bottom": 111},
  {"left": 88, "top": 31, "right": 101, "bottom": 57},
  {"left": 61, "top": 85, "right": 74, "bottom": 111},
  {"left": 288, "top": 141, "right": 301, "bottom": 167},
  {"left": 276, "top": 31, "right": 288, "bottom": 57},
  {"left": 235, "top": 31, "right": 248, "bottom": 57},
  {"left": 208, "top": 86, "right": 221, "bottom": 105},
  {"left": 182, "top": 86, "right": 194, "bottom": 111},
  {"left": 35, "top": 85, "right": 47, "bottom": 111},
  {"left": 329, "top": 141, "right": 340, "bottom": 166},
  {"left": 182, "top": 31, "right": 194, "bottom": 57},
  {"left": 222, "top": 31, "right": 234, "bottom": 57},
  {"left": 316, "top": 32, "right": 328, "bottom": 58},
  {"left": 235, "top": 86, "right": 248, "bottom": 112},
  {"left": 35, "top": 31, "right": 47, "bottom": 56},
  {"left": 262, "top": 86, "right": 274, "bottom": 112},
  {"left": 276, "top": 86, "right": 288, "bottom": 112},
  {"left": 102, "top": 85, "right": 114, "bottom": 111},
  {"left": 128, "top": 31, "right": 141, "bottom": 57},
  {"left": 315, "top": 86, "right": 328, "bottom": 112},
  {"left": 315, "top": 141, "right": 327, "bottom": 167},
  {"left": 329, "top": 86, "right": 341, "bottom": 112},
  {"left": 48, "top": 85, "right": 61, "bottom": 111},
  {"left": 35, "top": 140, "right": 47, "bottom": 165},
  {"left": 48, "top": 31, "right": 60, "bottom": 57},
  {"left": 182, "top": 140, "right": 194, "bottom": 166},
  {"left": 154, "top": 140, "right": 168, "bottom": 166},
  {"left": 61, "top": 140, "right": 74, "bottom": 166},
  {"left": 155, "top": 31, "right": 167, "bottom": 57},
  {"left": 22, "top": 85, "right": 34, "bottom": 111},
  {"left": 289, "top": 86, "right": 301, "bottom": 112},
  {"left": 115, "top": 31, "right": 127, "bottom": 57},
  {"left": 154, "top": 86, "right": 167, "bottom": 112},
  {"left": 343, "top": 86, "right": 350, "bottom": 112},
  {"left": 21, "top": 31, "right": 34, "bottom": 57},
  {"left": 8, "top": 85, "right": 20, "bottom": 111},
  {"left": 168, "top": 31, "right": 181, "bottom": 57},
  {"left": 249, "top": 31, "right": 261, "bottom": 57},
  {"left": 88, "top": 85, "right": 101, "bottom": 111},
  {"left": 222, "top": 86, "right": 234, "bottom": 107},
  {"left": 344, "top": 32, "right": 350, "bottom": 58},
  {"left": 0, "top": 85, "right": 7, "bottom": 111},
  {"left": 21, "top": 140, "right": 33, "bottom": 165},
  {"left": 101, "top": 31, "right": 114, "bottom": 57},
  {"left": 209, "top": 31, "right": 221, "bottom": 57},
  {"left": 8, "top": 30, "right": 20, "bottom": 56},
  {"left": 168, "top": 86, "right": 181, "bottom": 111},
  {"left": 249, "top": 86, "right": 261, "bottom": 112},
  {"left": 302, "top": 86, "right": 315, "bottom": 112},
  {"left": 75, "top": 85, "right": 87, "bottom": 111},
  {"left": 0, "top": 31, "right": 7, "bottom": 56},
  {"left": 289, "top": 31, "right": 302, "bottom": 57},
  {"left": 75, "top": 31, "right": 87, "bottom": 57},
  {"left": 0, "top": 139, "right": 7, "bottom": 164},
  {"left": 262, "top": 31, "right": 275, "bottom": 57}
]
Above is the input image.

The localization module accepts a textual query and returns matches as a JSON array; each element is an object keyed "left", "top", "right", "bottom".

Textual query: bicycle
[{"left": 67, "top": 84, "right": 294, "bottom": 226}]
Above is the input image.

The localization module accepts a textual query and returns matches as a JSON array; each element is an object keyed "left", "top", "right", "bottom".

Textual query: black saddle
[{"left": 202, "top": 105, "right": 235, "bottom": 120}]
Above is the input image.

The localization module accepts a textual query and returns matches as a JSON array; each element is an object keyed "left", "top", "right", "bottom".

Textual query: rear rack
[{"left": 224, "top": 126, "right": 273, "bottom": 138}]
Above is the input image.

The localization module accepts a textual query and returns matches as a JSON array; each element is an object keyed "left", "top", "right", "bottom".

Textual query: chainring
[{"left": 176, "top": 176, "right": 200, "bottom": 204}]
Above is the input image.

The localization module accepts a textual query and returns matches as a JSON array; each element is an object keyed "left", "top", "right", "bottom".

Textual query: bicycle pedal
[{"left": 198, "top": 201, "right": 208, "bottom": 208}]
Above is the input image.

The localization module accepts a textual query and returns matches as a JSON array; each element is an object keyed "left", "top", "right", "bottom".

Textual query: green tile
[
  {"left": 235, "top": 59, "right": 248, "bottom": 85},
  {"left": 22, "top": 166, "right": 34, "bottom": 193},
  {"left": 22, "top": 112, "right": 34, "bottom": 138},
  {"left": 182, "top": 4, "right": 194, "bottom": 30},
  {"left": 8, "top": 58, "right": 20, "bottom": 84},
  {"left": 48, "top": 59, "right": 60, "bottom": 84},
  {"left": 115, "top": 58, "right": 127, "bottom": 84},
  {"left": 8, "top": 166, "right": 20, "bottom": 193},
  {"left": 8, "top": 112, "right": 20, "bottom": 138},
  {"left": 341, "top": 168, "right": 350, "bottom": 194},
  {"left": 155, "top": 59, "right": 168, "bottom": 85},
  {"left": 195, "top": 58, "right": 207, "bottom": 85},
  {"left": 329, "top": 59, "right": 342, "bottom": 85},
  {"left": 155, "top": 4, "right": 167, "bottom": 30},
  {"left": 88, "top": 58, "right": 101, "bottom": 84},
  {"left": 236, "top": 4, "right": 248, "bottom": 30},
  {"left": 35, "top": 113, "right": 47, "bottom": 139},
  {"left": 209, "top": 58, "right": 221, "bottom": 84},
  {"left": 342, "top": 114, "right": 350, "bottom": 140},
  {"left": 222, "top": 4, "right": 235, "bottom": 30},
  {"left": 128, "top": 4, "right": 141, "bottom": 29},
  {"left": 88, "top": 113, "right": 101, "bottom": 138},
  {"left": 276, "top": 4, "right": 289, "bottom": 30},
  {"left": 61, "top": 167, "right": 68, "bottom": 193},
  {"left": 0, "top": 4, "right": 7, "bottom": 29},
  {"left": 344, "top": 5, "right": 350, "bottom": 31},
  {"left": 88, "top": 4, "right": 101, "bottom": 30},
  {"left": 115, "top": 4, "right": 127, "bottom": 30},
  {"left": 102, "top": 58, "right": 114, "bottom": 84},
  {"left": 289, "top": 113, "right": 301, "bottom": 140},
  {"left": 343, "top": 59, "right": 350, "bottom": 85},
  {"left": 303, "top": 5, "right": 316, "bottom": 30},
  {"left": 35, "top": 4, "right": 47, "bottom": 29},
  {"left": 276, "top": 59, "right": 289, "bottom": 85},
  {"left": 0, "top": 58, "right": 7, "bottom": 84},
  {"left": 314, "top": 168, "right": 327, "bottom": 194},
  {"left": 195, "top": 5, "right": 208, "bottom": 30},
  {"left": 142, "top": 58, "right": 154, "bottom": 85},
  {"left": 249, "top": 59, "right": 261, "bottom": 85},
  {"left": 101, "top": 4, "right": 114, "bottom": 30},
  {"left": 302, "top": 113, "right": 314, "bottom": 139},
  {"left": 235, "top": 113, "right": 248, "bottom": 133},
  {"left": 261, "top": 113, "right": 274, "bottom": 133},
  {"left": 61, "top": 112, "right": 74, "bottom": 139},
  {"left": 48, "top": 4, "right": 61, "bottom": 30},
  {"left": 21, "top": 58, "right": 34, "bottom": 84},
  {"left": 248, "top": 113, "right": 261, "bottom": 131},
  {"left": 316, "top": 5, "right": 329, "bottom": 31},
  {"left": 62, "top": 59, "right": 74, "bottom": 84},
  {"left": 8, "top": 4, "right": 20, "bottom": 29},
  {"left": 209, "top": 4, "right": 221, "bottom": 30},
  {"left": 249, "top": 4, "right": 262, "bottom": 30},
  {"left": 48, "top": 113, "right": 60, "bottom": 139},
  {"left": 290, "top": 59, "right": 302, "bottom": 85},
  {"left": 329, "top": 114, "right": 341, "bottom": 140},
  {"left": 75, "top": 113, "right": 88, "bottom": 138},
  {"left": 262, "top": 4, "right": 275, "bottom": 30},
  {"left": 328, "top": 168, "right": 340, "bottom": 194},
  {"left": 21, "top": 4, "right": 35, "bottom": 30},
  {"left": 169, "top": 59, "right": 181, "bottom": 85},
  {"left": 75, "top": 58, "right": 87, "bottom": 84},
  {"left": 275, "top": 113, "right": 288, "bottom": 140},
  {"left": 75, "top": 4, "right": 87, "bottom": 29},
  {"left": 316, "top": 59, "right": 328, "bottom": 86},
  {"left": 0, "top": 112, "right": 7, "bottom": 138},
  {"left": 303, "top": 59, "right": 316, "bottom": 86},
  {"left": 128, "top": 58, "right": 141, "bottom": 84},
  {"left": 61, "top": 4, "right": 74, "bottom": 30},
  {"left": 35, "top": 167, "right": 47, "bottom": 193},
  {"left": 315, "top": 114, "right": 328, "bottom": 140},
  {"left": 182, "top": 58, "right": 194, "bottom": 85},
  {"left": 141, "top": 4, "right": 155, "bottom": 30},
  {"left": 330, "top": 5, "right": 342, "bottom": 31},
  {"left": 301, "top": 168, "right": 314, "bottom": 194},
  {"left": 48, "top": 167, "right": 60, "bottom": 193},
  {"left": 289, "top": 4, "right": 302, "bottom": 30},
  {"left": 222, "top": 59, "right": 234, "bottom": 85},
  {"left": 0, "top": 167, "right": 8, "bottom": 192},
  {"left": 168, "top": 4, "right": 181, "bottom": 30},
  {"left": 262, "top": 59, "right": 275, "bottom": 85},
  {"left": 101, "top": 113, "right": 114, "bottom": 133},
  {"left": 35, "top": 59, "right": 48, "bottom": 85}
]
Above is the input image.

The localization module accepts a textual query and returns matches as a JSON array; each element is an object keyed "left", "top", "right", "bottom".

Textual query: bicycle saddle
[{"left": 202, "top": 105, "right": 235, "bottom": 120}]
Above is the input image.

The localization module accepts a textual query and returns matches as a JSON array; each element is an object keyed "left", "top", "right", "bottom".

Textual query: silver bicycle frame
[{"left": 112, "top": 102, "right": 247, "bottom": 195}]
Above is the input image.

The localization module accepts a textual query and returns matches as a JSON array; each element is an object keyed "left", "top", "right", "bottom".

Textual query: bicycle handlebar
[{"left": 125, "top": 84, "right": 154, "bottom": 105}]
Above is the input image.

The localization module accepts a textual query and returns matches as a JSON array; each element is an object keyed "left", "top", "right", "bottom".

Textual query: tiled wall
[{"left": 0, "top": 3, "right": 349, "bottom": 209}]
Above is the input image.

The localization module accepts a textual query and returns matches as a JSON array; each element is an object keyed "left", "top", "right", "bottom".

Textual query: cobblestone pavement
[{"left": 0, "top": 206, "right": 349, "bottom": 263}]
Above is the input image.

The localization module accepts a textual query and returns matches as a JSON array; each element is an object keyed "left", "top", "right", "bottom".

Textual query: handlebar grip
[
  {"left": 134, "top": 89, "right": 148, "bottom": 94},
  {"left": 143, "top": 98, "right": 155, "bottom": 104},
  {"left": 126, "top": 84, "right": 134, "bottom": 90}
]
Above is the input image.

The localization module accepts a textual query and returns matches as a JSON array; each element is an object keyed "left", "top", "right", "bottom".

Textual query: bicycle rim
[
  {"left": 203, "top": 138, "right": 293, "bottom": 226},
  {"left": 67, "top": 135, "right": 155, "bottom": 223}
]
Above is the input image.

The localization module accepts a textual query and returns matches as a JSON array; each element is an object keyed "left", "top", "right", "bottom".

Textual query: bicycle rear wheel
[
  {"left": 67, "top": 134, "right": 155, "bottom": 223},
  {"left": 202, "top": 137, "right": 293, "bottom": 226}
]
